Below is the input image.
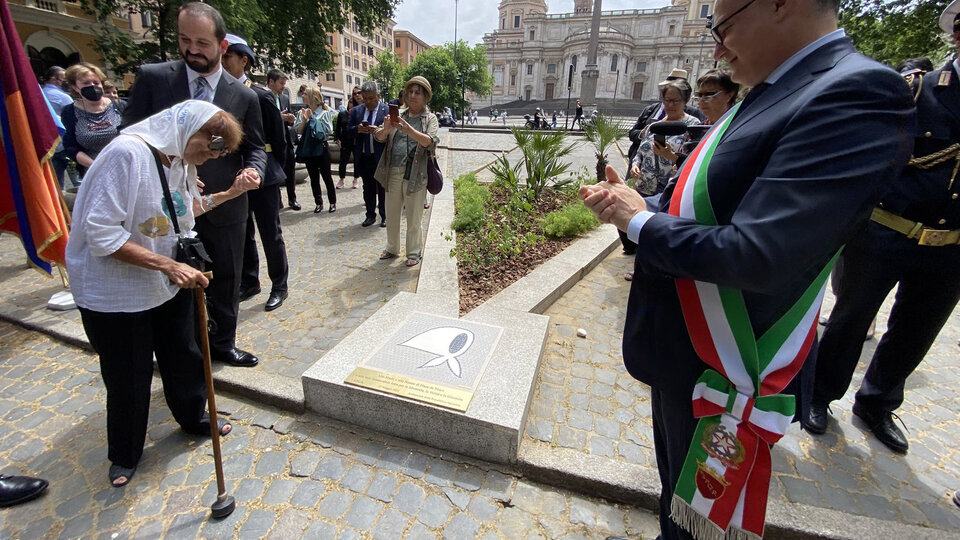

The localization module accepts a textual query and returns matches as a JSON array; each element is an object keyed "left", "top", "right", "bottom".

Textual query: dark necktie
[{"left": 193, "top": 77, "right": 212, "bottom": 102}]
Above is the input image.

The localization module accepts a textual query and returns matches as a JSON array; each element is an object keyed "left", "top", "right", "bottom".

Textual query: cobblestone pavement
[
  {"left": 524, "top": 250, "right": 960, "bottom": 532},
  {"left": 0, "top": 321, "right": 661, "bottom": 539}
]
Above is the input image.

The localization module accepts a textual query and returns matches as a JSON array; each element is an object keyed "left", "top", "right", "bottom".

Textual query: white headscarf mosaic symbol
[{"left": 400, "top": 327, "right": 476, "bottom": 378}]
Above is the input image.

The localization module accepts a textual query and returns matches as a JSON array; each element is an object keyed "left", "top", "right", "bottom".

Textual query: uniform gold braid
[{"left": 907, "top": 145, "right": 960, "bottom": 190}]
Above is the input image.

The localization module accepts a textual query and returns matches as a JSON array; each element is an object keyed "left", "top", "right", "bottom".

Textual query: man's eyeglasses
[
  {"left": 708, "top": 0, "right": 759, "bottom": 46},
  {"left": 693, "top": 91, "right": 724, "bottom": 102}
]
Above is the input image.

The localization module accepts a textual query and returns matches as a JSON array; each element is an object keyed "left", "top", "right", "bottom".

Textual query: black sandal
[
  {"left": 109, "top": 464, "right": 136, "bottom": 488},
  {"left": 217, "top": 418, "right": 232, "bottom": 436}
]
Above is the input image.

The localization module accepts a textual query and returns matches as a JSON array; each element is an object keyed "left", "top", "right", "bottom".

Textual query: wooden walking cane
[{"left": 193, "top": 273, "right": 236, "bottom": 519}]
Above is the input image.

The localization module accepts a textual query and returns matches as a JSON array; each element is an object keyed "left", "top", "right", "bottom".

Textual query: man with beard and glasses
[
  {"left": 122, "top": 1, "right": 266, "bottom": 368},
  {"left": 585, "top": 0, "right": 914, "bottom": 538}
]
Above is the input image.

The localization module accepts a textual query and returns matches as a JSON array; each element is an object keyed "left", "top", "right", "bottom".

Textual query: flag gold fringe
[{"left": 670, "top": 496, "right": 765, "bottom": 540}]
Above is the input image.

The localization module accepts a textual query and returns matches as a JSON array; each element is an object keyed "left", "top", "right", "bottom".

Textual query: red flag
[{"left": 0, "top": 0, "right": 69, "bottom": 275}]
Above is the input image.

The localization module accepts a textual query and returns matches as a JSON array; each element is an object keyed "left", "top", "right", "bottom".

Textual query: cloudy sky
[{"left": 393, "top": 0, "right": 671, "bottom": 47}]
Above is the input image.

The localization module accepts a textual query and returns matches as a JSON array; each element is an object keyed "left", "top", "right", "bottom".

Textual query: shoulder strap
[{"left": 144, "top": 142, "right": 182, "bottom": 237}]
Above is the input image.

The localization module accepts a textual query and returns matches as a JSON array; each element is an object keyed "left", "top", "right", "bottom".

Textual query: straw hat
[{"left": 404, "top": 76, "right": 432, "bottom": 103}]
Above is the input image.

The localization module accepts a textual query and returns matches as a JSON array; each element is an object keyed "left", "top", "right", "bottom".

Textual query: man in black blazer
[
  {"left": 583, "top": 1, "right": 914, "bottom": 538},
  {"left": 222, "top": 35, "right": 290, "bottom": 313},
  {"left": 122, "top": 2, "right": 266, "bottom": 368},
  {"left": 347, "top": 81, "right": 388, "bottom": 227},
  {"left": 268, "top": 70, "right": 300, "bottom": 210}
]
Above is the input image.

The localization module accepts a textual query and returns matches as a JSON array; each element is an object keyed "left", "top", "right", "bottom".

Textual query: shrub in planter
[
  {"left": 541, "top": 200, "right": 600, "bottom": 238},
  {"left": 451, "top": 173, "right": 490, "bottom": 233}
]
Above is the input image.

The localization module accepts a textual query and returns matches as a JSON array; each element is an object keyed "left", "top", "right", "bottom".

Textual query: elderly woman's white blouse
[{"left": 65, "top": 135, "right": 197, "bottom": 313}]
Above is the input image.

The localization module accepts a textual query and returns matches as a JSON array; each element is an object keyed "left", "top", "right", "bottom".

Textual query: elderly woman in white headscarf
[{"left": 65, "top": 100, "right": 255, "bottom": 488}]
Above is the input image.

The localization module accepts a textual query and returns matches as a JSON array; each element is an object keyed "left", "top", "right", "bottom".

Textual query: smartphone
[
  {"left": 654, "top": 133, "right": 666, "bottom": 146},
  {"left": 361, "top": 120, "right": 370, "bottom": 128},
  {"left": 389, "top": 103, "right": 400, "bottom": 123}
]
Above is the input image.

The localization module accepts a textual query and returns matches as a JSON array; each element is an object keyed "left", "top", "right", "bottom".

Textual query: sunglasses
[
  {"left": 693, "top": 91, "right": 725, "bottom": 102},
  {"left": 209, "top": 135, "right": 229, "bottom": 155}
]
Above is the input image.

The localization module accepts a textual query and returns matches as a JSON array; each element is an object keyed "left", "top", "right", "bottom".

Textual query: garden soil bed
[{"left": 457, "top": 188, "right": 576, "bottom": 314}]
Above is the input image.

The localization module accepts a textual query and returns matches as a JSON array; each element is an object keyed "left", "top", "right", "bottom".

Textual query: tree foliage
[
  {"left": 401, "top": 41, "right": 493, "bottom": 113},
  {"left": 839, "top": 0, "right": 952, "bottom": 67},
  {"left": 81, "top": 0, "right": 398, "bottom": 77},
  {"left": 368, "top": 50, "right": 405, "bottom": 100}
]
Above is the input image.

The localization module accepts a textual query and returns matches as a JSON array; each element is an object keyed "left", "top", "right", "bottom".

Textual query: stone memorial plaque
[{"left": 344, "top": 312, "right": 503, "bottom": 412}]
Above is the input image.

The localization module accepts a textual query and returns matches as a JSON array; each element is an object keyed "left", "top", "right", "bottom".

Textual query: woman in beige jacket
[{"left": 373, "top": 76, "right": 440, "bottom": 267}]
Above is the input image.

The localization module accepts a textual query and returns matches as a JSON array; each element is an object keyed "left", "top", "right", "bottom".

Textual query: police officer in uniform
[
  {"left": 222, "top": 35, "right": 291, "bottom": 312},
  {"left": 804, "top": 4, "right": 960, "bottom": 454}
]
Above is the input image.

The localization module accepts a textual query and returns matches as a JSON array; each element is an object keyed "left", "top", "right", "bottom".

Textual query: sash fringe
[
  {"left": 670, "top": 496, "right": 726, "bottom": 540},
  {"left": 671, "top": 496, "right": 765, "bottom": 540},
  {"left": 726, "top": 525, "right": 763, "bottom": 540}
]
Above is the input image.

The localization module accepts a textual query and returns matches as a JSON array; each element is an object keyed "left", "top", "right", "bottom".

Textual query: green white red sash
[{"left": 666, "top": 104, "right": 839, "bottom": 540}]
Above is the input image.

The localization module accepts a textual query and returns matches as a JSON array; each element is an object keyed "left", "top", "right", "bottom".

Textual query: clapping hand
[{"left": 579, "top": 166, "right": 648, "bottom": 232}]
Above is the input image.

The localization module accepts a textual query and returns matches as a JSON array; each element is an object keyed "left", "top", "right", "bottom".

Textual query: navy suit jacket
[
  {"left": 623, "top": 38, "right": 915, "bottom": 399},
  {"left": 347, "top": 102, "right": 388, "bottom": 167},
  {"left": 122, "top": 61, "right": 266, "bottom": 226},
  {"left": 247, "top": 81, "right": 287, "bottom": 187}
]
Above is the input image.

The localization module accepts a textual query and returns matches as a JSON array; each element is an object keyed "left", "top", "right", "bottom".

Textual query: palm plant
[
  {"left": 511, "top": 127, "right": 577, "bottom": 200},
  {"left": 583, "top": 114, "right": 628, "bottom": 183}
]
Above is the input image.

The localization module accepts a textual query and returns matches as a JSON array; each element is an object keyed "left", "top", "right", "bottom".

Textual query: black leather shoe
[
  {"left": 0, "top": 475, "right": 48, "bottom": 507},
  {"left": 803, "top": 402, "right": 829, "bottom": 434},
  {"left": 953, "top": 491, "right": 959, "bottom": 508},
  {"left": 238, "top": 285, "right": 261, "bottom": 302},
  {"left": 853, "top": 403, "right": 908, "bottom": 454},
  {"left": 380, "top": 218, "right": 387, "bottom": 227},
  {"left": 289, "top": 201, "right": 301, "bottom": 211},
  {"left": 264, "top": 291, "right": 287, "bottom": 312},
  {"left": 361, "top": 216, "right": 376, "bottom": 227},
  {"left": 213, "top": 348, "right": 259, "bottom": 368}
]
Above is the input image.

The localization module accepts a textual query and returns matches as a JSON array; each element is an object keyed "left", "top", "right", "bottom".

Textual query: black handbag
[{"left": 147, "top": 144, "right": 212, "bottom": 271}]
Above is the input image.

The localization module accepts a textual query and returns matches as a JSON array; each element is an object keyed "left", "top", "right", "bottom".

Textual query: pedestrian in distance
[
  {"left": 582, "top": 0, "right": 914, "bottom": 537},
  {"left": 336, "top": 86, "right": 362, "bottom": 190},
  {"left": 269, "top": 69, "right": 301, "bottom": 210},
  {"left": 804, "top": 1, "right": 960, "bottom": 456},
  {"left": 66, "top": 101, "right": 254, "bottom": 488}
]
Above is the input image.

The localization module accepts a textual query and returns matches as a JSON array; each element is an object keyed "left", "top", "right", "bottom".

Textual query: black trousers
[
  {"left": 283, "top": 150, "right": 297, "bottom": 205},
  {"left": 357, "top": 153, "right": 385, "bottom": 220},
  {"left": 338, "top": 143, "right": 355, "bottom": 179},
  {"left": 241, "top": 184, "right": 289, "bottom": 295},
  {"left": 79, "top": 290, "right": 210, "bottom": 468},
  {"left": 814, "top": 222, "right": 960, "bottom": 413},
  {"left": 194, "top": 217, "right": 246, "bottom": 354},
  {"left": 651, "top": 388, "right": 697, "bottom": 540},
  {"left": 305, "top": 153, "right": 336, "bottom": 207}
]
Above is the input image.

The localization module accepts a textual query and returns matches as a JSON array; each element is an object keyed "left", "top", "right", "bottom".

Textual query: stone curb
[{"left": 517, "top": 440, "right": 960, "bottom": 539}]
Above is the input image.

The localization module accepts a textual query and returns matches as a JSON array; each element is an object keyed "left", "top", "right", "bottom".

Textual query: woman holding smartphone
[{"left": 373, "top": 76, "right": 440, "bottom": 267}]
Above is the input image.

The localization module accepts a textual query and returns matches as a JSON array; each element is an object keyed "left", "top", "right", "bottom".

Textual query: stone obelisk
[{"left": 579, "top": 0, "right": 602, "bottom": 109}]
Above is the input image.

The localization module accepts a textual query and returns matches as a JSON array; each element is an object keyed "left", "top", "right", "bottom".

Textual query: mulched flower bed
[{"left": 457, "top": 186, "right": 576, "bottom": 314}]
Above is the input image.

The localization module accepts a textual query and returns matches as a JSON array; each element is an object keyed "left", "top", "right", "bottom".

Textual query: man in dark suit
[
  {"left": 804, "top": 4, "right": 960, "bottom": 455},
  {"left": 221, "top": 35, "right": 290, "bottom": 313},
  {"left": 268, "top": 69, "right": 300, "bottom": 210},
  {"left": 582, "top": 0, "right": 914, "bottom": 538},
  {"left": 122, "top": 2, "right": 266, "bottom": 368},
  {"left": 347, "top": 81, "right": 388, "bottom": 227}
]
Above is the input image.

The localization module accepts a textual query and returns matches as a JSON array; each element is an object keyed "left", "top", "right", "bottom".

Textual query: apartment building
[{"left": 393, "top": 29, "right": 430, "bottom": 67}]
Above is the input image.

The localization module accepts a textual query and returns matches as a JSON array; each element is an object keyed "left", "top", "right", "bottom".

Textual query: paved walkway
[
  {"left": 524, "top": 249, "right": 960, "bottom": 533},
  {"left": 0, "top": 320, "right": 660, "bottom": 539}
]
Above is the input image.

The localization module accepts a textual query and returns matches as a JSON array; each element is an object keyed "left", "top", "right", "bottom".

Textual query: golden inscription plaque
[{"left": 344, "top": 366, "right": 474, "bottom": 412}]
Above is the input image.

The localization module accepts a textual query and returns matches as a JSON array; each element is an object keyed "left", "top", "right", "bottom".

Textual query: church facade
[{"left": 482, "top": 0, "right": 718, "bottom": 106}]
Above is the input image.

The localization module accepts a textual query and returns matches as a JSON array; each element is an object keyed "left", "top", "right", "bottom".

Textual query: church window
[
  {"left": 637, "top": 61, "right": 647, "bottom": 72},
  {"left": 502, "top": 19, "right": 505, "bottom": 29},
  {"left": 530, "top": 30, "right": 535, "bottom": 40},
  {"left": 669, "top": 24, "right": 676, "bottom": 36},
  {"left": 611, "top": 54, "right": 618, "bottom": 72},
  {"left": 547, "top": 63, "right": 556, "bottom": 74},
  {"left": 527, "top": 64, "right": 533, "bottom": 75},
  {"left": 511, "top": 74, "right": 516, "bottom": 86},
  {"left": 700, "top": 4, "right": 710, "bottom": 18},
  {"left": 571, "top": 55, "right": 578, "bottom": 69},
  {"left": 514, "top": 15, "right": 520, "bottom": 28}
]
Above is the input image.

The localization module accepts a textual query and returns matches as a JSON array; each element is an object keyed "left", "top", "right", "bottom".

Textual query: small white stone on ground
[{"left": 577, "top": 328, "right": 587, "bottom": 338}]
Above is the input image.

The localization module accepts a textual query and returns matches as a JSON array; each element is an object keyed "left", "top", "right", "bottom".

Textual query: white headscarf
[{"left": 121, "top": 99, "right": 222, "bottom": 201}]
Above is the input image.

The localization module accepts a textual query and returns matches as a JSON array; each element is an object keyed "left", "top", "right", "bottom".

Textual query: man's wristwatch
[{"left": 203, "top": 194, "right": 217, "bottom": 209}]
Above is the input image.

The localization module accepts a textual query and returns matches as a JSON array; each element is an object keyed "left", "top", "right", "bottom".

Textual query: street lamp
[
  {"left": 613, "top": 69, "right": 619, "bottom": 102},
  {"left": 695, "top": 32, "right": 707, "bottom": 79},
  {"left": 564, "top": 63, "right": 573, "bottom": 130}
]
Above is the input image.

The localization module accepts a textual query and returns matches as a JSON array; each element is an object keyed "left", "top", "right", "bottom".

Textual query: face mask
[{"left": 80, "top": 85, "right": 103, "bottom": 101}]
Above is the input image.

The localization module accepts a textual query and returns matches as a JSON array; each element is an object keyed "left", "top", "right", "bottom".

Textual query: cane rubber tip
[{"left": 211, "top": 495, "right": 235, "bottom": 519}]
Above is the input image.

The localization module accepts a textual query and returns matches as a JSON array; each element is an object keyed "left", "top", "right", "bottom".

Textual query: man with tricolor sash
[{"left": 580, "top": 0, "right": 915, "bottom": 539}]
